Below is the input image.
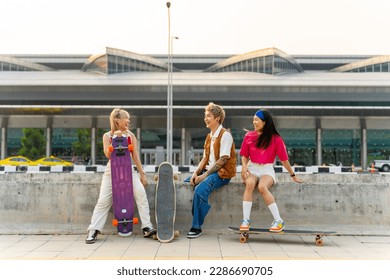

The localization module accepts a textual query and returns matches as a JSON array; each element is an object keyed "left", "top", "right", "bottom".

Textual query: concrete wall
[{"left": 0, "top": 172, "right": 389, "bottom": 235}]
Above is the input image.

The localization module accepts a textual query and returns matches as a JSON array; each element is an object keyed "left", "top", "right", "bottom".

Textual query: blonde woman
[{"left": 86, "top": 108, "right": 156, "bottom": 244}]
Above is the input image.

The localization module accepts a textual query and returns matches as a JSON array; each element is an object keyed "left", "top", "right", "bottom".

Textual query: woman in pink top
[{"left": 240, "top": 109, "right": 302, "bottom": 232}]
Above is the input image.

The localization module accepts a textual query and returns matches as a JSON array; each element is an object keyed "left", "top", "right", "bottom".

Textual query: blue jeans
[{"left": 191, "top": 172, "right": 231, "bottom": 229}]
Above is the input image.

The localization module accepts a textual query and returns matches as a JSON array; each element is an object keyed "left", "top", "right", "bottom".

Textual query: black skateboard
[{"left": 228, "top": 226, "right": 337, "bottom": 246}]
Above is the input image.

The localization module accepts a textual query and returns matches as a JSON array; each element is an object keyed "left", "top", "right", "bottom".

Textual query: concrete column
[
  {"left": 361, "top": 129, "right": 367, "bottom": 169},
  {"left": 1, "top": 126, "right": 7, "bottom": 159},
  {"left": 46, "top": 117, "right": 53, "bottom": 157},
  {"left": 186, "top": 130, "right": 193, "bottom": 165},
  {"left": 181, "top": 128, "right": 186, "bottom": 165},
  {"left": 91, "top": 127, "right": 96, "bottom": 165},
  {"left": 316, "top": 119, "right": 322, "bottom": 166},
  {"left": 46, "top": 127, "right": 52, "bottom": 156},
  {"left": 361, "top": 118, "right": 367, "bottom": 170}
]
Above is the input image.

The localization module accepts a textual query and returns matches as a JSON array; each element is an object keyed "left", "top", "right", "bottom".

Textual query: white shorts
[{"left": 247, "top": 162, "right": 276, "bottom": 183}]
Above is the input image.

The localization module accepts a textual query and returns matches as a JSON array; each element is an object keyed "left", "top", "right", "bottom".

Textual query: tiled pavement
[{"left": 1, "top": 232, "right": 390, "bottom": 260}]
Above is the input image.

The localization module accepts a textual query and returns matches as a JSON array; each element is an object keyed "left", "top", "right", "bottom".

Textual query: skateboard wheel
[
  {"left": 153, "top": 175, "right": 158, "bottom": 181},
  {"left": 133, "top": 217, "right": 139, "bottom": 224},
  {"left": 239, "top": 236, "right": 247, "bottom": 243},
  {"left": 152, "top": 234, "right": 158, "bottom": 240},
  {"left": 316, "top": 239, "right": 324, "bottom": 246},
  {"left": 112, "top": 219, "right": 118, "bottom": 226},
  {"left": 239, "top": 232, "right": 249, "bottom": 243},
  {"left": 174, "top": 231, "right": 180, "bottom": 237},
  {"left": 128, "top": 144, "right": 134, "bottom": 152},
  {"left": 108, "top": 145, "right": 114, "bottom": 153},
  {"left": 173, "top": 174, "right": 179, "bottom": 180}
]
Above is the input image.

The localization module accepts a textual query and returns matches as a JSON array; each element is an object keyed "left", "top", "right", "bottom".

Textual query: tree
[
  {"left": 19, "top": 128, "right": 46, "bottom": 160},
  {"left": 72, "top": 129, "right": 91, "bottom": 158}
]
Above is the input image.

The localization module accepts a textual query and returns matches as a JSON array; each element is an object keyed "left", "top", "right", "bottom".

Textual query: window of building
[
  {"left": 367, "top": 129, "right": 390, "bottom": 163},
  {"left": 279, "top": 129, "right": 316, "bottom": 166},
  {"left": 322, "top": 129, "right": 361, "bottom": 166}
]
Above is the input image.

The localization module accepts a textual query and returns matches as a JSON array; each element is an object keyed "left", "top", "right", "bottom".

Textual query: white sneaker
[
  {"left": 239, "top": 219, "right": 250, "bottom": 231},
  {"left": 270, "top": 219, "right": 285, "bottom": 232},
  {"left": 85, "top": 230, "right": 99, "bottom": 244}
]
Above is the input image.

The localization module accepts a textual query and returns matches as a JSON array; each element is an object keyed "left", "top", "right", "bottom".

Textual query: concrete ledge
[
  {"left": 0, "top": 164, "right": 368, "bottom": 174},
  {"left": 0, "top": 172, "right": 389, "bottom": 235}
]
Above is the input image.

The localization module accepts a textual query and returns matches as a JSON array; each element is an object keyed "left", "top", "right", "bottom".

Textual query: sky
[{"left": 1, "top": 0, "right": 390, "bottom": 56}]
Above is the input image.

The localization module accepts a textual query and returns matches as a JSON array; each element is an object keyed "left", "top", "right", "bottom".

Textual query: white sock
[
  {"left": 243, "top": 201, "right": 252, "bottom": 221},
  {"left": 268, "top": 202, "right": 282, "bottom": 221}
]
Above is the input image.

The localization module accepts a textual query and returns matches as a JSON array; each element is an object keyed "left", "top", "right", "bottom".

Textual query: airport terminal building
[{"left": 1, "top": 47, "right": 390, "bottom": 168}]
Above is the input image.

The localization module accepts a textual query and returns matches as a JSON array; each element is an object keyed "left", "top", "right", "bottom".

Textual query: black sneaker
[
  {"left": 187, "top": 227, "right": 202, "bottom": 239},
  {"left": 85, "top": 230, "right": 99, "bottom": 244},
  {"left": 142, "top": 227, "right": 157, "bottom": 238}
]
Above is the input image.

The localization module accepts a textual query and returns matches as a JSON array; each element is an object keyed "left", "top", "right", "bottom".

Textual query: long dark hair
[{"left": 256, "top": 109, "right": 281, "bottom": 149}]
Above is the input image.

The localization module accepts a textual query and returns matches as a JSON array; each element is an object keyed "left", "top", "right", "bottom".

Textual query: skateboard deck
[
  {"left": 110, "top": 135, "right": 137, "bottom": 236},
  {"left": 227, "top": 226, "right": 337, "bottom": 246},
  {"left": 155, "top": 162, "right": 177, "bottom": 243}
]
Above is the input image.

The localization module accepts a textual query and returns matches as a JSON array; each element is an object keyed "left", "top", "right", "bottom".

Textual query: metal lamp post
[
  {"left": 166, "top": 2, "right": 178, "bottom": 163},
  {"left": 166, "top": 2, "right": 171, "bottom": 163}
]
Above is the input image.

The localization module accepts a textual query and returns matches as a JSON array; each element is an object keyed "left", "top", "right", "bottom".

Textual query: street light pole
[
  {"left": 166, "top": 1, "right": 172, "bottom": 163},
  {"left": 166, "top": 2, "right": 178, "bottom": 164},
  {"left": 169, "top": 36, "right": 178, "bottom": 164}
]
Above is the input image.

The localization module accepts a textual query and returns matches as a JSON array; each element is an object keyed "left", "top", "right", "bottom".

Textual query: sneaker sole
[
  {"left": 144, "top": 229, "right": 157, "bottom": 238},
  {"left": 186, "top": 232, "right": 202, "bottom": 239},
  {"left": 269, "top": 227, "right": 285, "bottom": 233}
]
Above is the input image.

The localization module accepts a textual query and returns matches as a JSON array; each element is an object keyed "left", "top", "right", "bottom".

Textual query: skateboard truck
[
  {"left": 112, "top": 217, "right": 139, "bottom": 227},
  {"left": 108, "top": 135, "right": 134, "bottom": 153}
]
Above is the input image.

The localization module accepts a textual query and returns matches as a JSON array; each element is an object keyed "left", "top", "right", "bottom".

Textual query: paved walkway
[{"left": 1, "top": 232, "right": 390, "bottom": 260}]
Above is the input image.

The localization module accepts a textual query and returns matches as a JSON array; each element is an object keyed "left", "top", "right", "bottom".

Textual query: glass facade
[
  {"left": 2, "top": 127, "right": 390, "bottom": 166},
  {"left": 0, "top": 61, "right": 35, "bottom": 71},
  {"left": 1, "top": 50, "right": 389, "bottom": 167},
  {"left": 279, "top": 129, "right": 316, "bottom": 166},
  {"left": 322, "top": 129, "right": 361, "bottom": 166},
  {"left": 107, "top": 55, "right": 166, "bottom": 74},
  {"left": 212, "top": 55, "right": 302, "bottom": 75},
  {"left": 82, "top": 49, "right": 169, "bottom": 74},
  {"left": 367, "top": 130, "right": 390, "bottom": 163},
  {"left": 349, "top": 62, "right": 390, "bottom": 72},
  {"left": 0, "top": 56, "right": 53, "bottom": 71},
  {"left": 83, "top": 55, "right": 107, "bottom": 74}
]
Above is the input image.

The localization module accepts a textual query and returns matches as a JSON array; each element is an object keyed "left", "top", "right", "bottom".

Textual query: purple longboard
[{"left": 110, "top": 136, "right": 136, "bottom": 235}]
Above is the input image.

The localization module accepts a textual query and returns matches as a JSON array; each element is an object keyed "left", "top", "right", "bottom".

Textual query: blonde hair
[
  {"left": 205, "top": 102, "right": 225, "bottom": 124},
  {"left": 109, "top": 108, "right": 130, "bottom": 133}
]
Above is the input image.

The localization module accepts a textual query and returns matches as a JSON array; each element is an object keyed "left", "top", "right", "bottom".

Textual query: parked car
[
  {"left": 0, "top": 156, "right": 38, "bottom": 166},
  {"left": 35, "top": 156, "right": 74, "bottom": 166},
  {"left": 373, "top": 157, "right": 390, "bottom": 172}
]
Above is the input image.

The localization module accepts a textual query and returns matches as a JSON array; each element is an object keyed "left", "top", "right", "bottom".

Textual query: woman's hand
[
  {"left": 241, "top": 169, "right": 249, "bottom": 183},
  {"left": 140, "top": 173, "right": 148, "bottom": 187},
  {"left": 292, "top": 175, "right": 303, "bottom": 183},
  {"left": 114, "top": 130, "right": 123, "bottom": 137}
]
